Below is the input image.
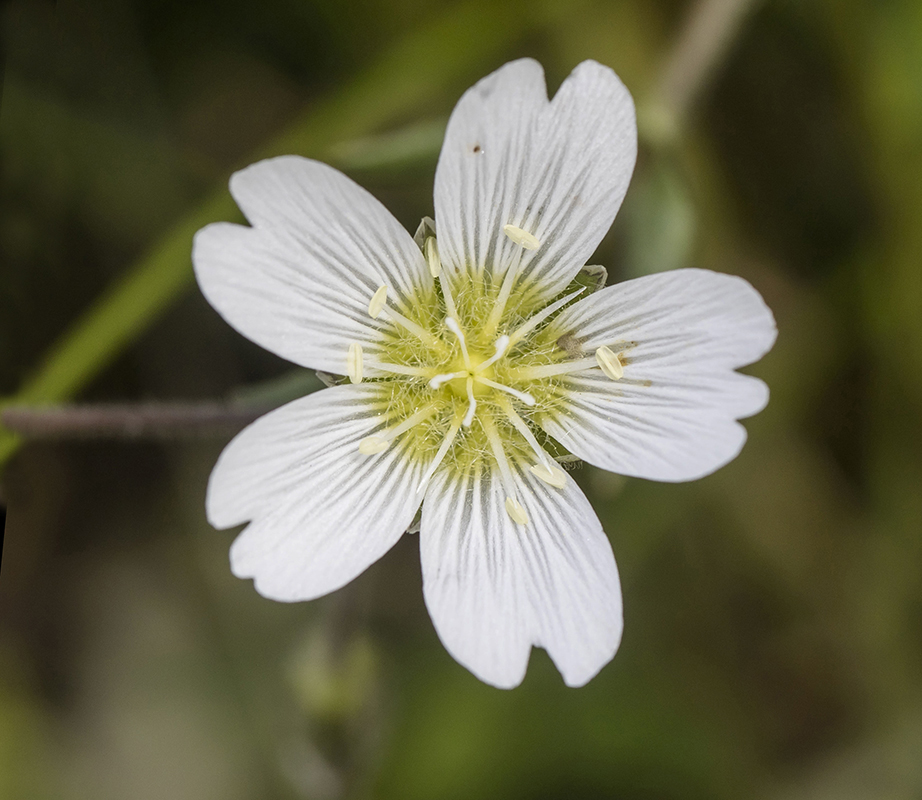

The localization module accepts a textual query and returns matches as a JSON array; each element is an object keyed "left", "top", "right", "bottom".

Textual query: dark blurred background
[{"left": 2, "top": 0, "right": 921, "bottom": 797}]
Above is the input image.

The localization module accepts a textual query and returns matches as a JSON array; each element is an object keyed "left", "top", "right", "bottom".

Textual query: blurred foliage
[{"left": 2, "top": 0, "right": 922, "bottom": 798}]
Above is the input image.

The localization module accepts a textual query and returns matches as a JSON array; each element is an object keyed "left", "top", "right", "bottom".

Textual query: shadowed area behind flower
[{"left": 2, "top": 0, "right": 922, "bottom": 798}]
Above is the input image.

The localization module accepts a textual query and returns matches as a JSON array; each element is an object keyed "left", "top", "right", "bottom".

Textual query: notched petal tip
[
  {"left": 421, "top": 466, "right": 623, "bottom": 690},
  {"left": 570, "top": 58, "right": 631, "bottom": 91},
  {"left": 227, "top": 154, "right": 315, "bottom": 220},
  {"left": 470, "top": 57, "right": 547, "bottom": 101},
  {"left": 193, "top": 151, "right": 432, "bottom": 374},
  {"left": 435, "top": 55, "right": 639, "bottom": 302},
  {"left": 559, "top": 624, "right": 624, "bottom": 688},
  {"left": 476, "top": 663, "right": 529, "bottom": 691},
  {"left": 191, "top": 220, "right": 247, "bottom": 281}
]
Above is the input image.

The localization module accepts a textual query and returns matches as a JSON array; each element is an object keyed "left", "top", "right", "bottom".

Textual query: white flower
[{"left": 192, "top": 59, "right": 776, "bottom": 689}]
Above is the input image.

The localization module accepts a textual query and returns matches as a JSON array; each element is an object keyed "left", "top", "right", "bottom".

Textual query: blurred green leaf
[
  {"left": 622, "top": 156, "right": 697, "bottom": 277},
  {"left": 0, "top": 658, "right": 54, "bottom": 800}
]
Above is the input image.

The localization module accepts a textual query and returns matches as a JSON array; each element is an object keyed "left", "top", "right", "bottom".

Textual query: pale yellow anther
[
  {"left": 503, "top": 224, "right": 540, "bottom": 250},
  {"left": 595, "top": 345, "right": 624, "bottom": 380},
  {"left": 346, "top": 342, "right": 363, "bottom": 384},
  {"left": 358, "top": 435, "right": 390, "bottom": 455},
  {"left": 528, "top": 462, "right": 567, "bottom": 489},
  {"left": 425, "top": 237, "right": 442, "bottom": 278},
  {"left": 505, "top": 496, "right": 529, "bottom": 525},
  {"left": 368, "top": 285, "right": 388, "bottom": 319}
]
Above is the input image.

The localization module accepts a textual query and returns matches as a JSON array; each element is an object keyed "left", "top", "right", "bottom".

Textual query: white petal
[
  {"left": 420, "top": 462, "right": 622, "bottom": 688},
  {"left": 541, "top": 268, "right": 777, "bottom": 482},
  {"left": 433, "top": 59, "right": 636, "bottom": 304},
  {"left": 207, "top": 385, "right": 426, "bottom": 602},
  {"left": 193, "top": 156, "right": 430, "bottom": 375}
]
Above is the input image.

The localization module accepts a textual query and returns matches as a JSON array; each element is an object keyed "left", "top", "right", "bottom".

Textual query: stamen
[
  {"left": 445, "top": 316, "right": 472, "bottom": 369},
  {"left": 595, "top": 345, "right": 624, "bottom": 380},
  {"left": 462, "top": 377, "right": 477, "bottom": 427},
  {"left": 502, "top": 224, "right": 541, "bottom": 251},
  {"left": 346, "top": 342, "right": 363, "bottom": 384},
  {"left": 358, "top": 436, "right": 389, "bottom": 455},
  {"left": 357, "top": 404, "right": 439, "bottom": 455},
  {"left": 506, "top": 287, "right": 586, "bottom": 347},
  {"left": 427, "top": 235, "right": 459, "bottom": 320},
  {"left": 507, "top": 357, "right": 597, "bottom": 381},
  {"left": 528, "top": 462, "right": 568, "bottom": 489},
  {"left": 438, "top": 271, "right": 459, "bottom": 321},
  {"left": 473, "top": 375, "right": 535, "bottom": 406},
  {"left": 484, "top": 225, "right": 542, "bottom": 336},
  {"left": 484, "top": 245, "right": 523, "bottom": 335},
  {"left": 482, "top": 415, "right": 529, "bottom": 526},
  {"left": 416, "top": 414, "right": 463, "bottom": 494},
  {"left": 366, "top": 360, "right": 434, "bottom": 379},
  {"left": 425, "top": 236, "right": 442, "bottom": 278},
  {"left": 429, "top": 371, "right": 467, "bottom": 390},
  {"left": 504, "top": 497, "right": 529, "bottom": 525},
  {"left": 368, "top": 285, "right": 388, "bottom": 319},
  {"left": 380, "top": 306, "right": 442, "bottom": 349},
  {"left": 475, "top": 335, "right": 510, "bottom": 373},
  {"left": 500, "top": 400, "right": 563, "bottom": 488},
  {"left": 389, "top": 405, "right": 438, "bottom": 440}
]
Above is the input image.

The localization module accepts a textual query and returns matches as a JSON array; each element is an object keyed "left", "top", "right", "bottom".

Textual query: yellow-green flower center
[{"left": 348, "top": 227, "right": 627, "bottom": 524}]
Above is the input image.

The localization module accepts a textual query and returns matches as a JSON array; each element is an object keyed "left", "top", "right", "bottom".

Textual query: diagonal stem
[
  {"left": 655, "top": 0, "right": 763, "bottom": 132},
  {"left": 0, "top": 403, "right": 275, "bottom": 440}
]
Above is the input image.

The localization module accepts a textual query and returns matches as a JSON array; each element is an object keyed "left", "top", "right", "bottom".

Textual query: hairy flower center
[{"left": 348, "top": 224, "right": 628, "bottom": 525}]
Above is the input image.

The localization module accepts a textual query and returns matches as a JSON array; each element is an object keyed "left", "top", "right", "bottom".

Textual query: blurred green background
[{"left": 2, "top": 0, "right": 922, "bottom": 797}]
